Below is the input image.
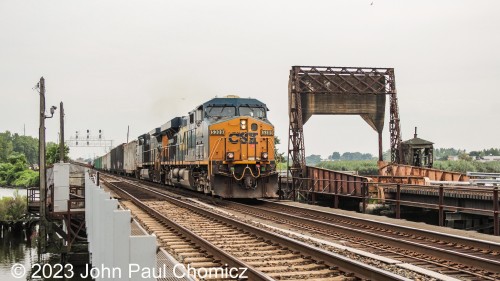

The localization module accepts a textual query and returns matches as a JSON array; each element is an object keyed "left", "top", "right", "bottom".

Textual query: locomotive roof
[{"left": 202, "top": 97, "right": 269, "bottom": 110}]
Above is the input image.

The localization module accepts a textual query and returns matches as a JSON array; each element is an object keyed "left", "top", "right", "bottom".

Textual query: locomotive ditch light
[
  {"left": 226, "top": 152, "right": 234, "bottom": 161},
  {"left": 261, "top": 152, "right": 268, "bottom": 160}
]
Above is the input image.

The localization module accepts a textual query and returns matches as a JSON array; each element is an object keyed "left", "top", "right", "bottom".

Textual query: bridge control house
[{"left": 400, "top": 127, "right": 434, "bottom": 168}]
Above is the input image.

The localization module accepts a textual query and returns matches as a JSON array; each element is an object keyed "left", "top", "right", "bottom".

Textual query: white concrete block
[
  {"left": 103, "top": 199, "right": 118, "bottom": 272},
  {"left": 53, "top": 163, "right": 70, "bottom": 187},
  {"left": 114, "top": 210, "right": 131, "bottom": 281},
  {"left": 91, "top": 188, "right": 104, "bottom": 265},
  {"left": 54, "top": 200, "right": 68, "bottom": 212},
  {"left": 96, "top": 191, "right": 109, "bottom": 272},
  {"left": 129, "top": 236, "right": 157, "bottom": 281},
  {"left": 54, "top": 185, "right": 69, "bottom": 201}
]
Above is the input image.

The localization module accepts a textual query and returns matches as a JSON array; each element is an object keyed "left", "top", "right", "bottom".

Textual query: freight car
[
  {"left": 110, "top": 144, "right": 124, "bottom": 174},
  {"left": 123, "top": 140, "right": 137, "bottom": 176},
  {"left": 94, "top": 95, "right": 279, "bottom": 198}
]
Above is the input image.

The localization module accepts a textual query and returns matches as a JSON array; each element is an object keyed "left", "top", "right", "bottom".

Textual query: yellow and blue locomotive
[{"left": 129, "top": 95, "right": 279, "bottom": 198}]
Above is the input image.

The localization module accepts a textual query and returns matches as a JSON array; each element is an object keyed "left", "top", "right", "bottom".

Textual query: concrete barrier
[{"left": 85, "top": 170, "right": 156, "bottom": 281}]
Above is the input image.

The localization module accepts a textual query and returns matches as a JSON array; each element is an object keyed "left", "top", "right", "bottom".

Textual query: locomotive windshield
[
  {"left": 206, "top": 106, "right": 236, "bottom": 118},
  {"left": 239, "top": 106, "right": 266, "bottom": 118}
]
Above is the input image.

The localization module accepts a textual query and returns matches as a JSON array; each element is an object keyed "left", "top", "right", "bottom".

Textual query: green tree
[
  {"left": 458, "top": 153, "right": 472, "bottom": 161},
  {"left": 0, "top": 189, "right": 27, "bottom": 221},
  {"left": 12, "top": 133, "right": 39, "bottom": 165},
  {"left": 274, "top": 136, "right": 285, "bottom": 163},
  {"left": 306, "top": 154, "right": 322, "bottom": 165},
  {"left": 330, "top": 152, "right": 340, "bottom": 160},
  {"left": 46, "top": 142, "right": 70, "bottom": 165},
  {"left": 0, "top": 152, "right": 38, "bottom": 187},
  {"left": 483, "top": 148, "right": 500, "bottom": 156},
  {"left": 0, "top": 131, "right": 14, "bottom": 162}
]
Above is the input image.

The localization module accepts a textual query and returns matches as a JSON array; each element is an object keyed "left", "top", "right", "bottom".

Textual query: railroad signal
[{"left": 67, "top": 129, "right": 112, "bottom": 148}]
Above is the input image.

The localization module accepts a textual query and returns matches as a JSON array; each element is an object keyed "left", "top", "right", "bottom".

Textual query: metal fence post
[
  {"left": 396, "top": 184, "right": 401, "bottom": 219},
  {"left": 439, "top": 184, "right": 444, "bottom": 227},
  {"left": 278, "top": 175, "right": 283, "bottom": 200},
  {"left": 96, "top": 171, "right": 100, "bottom": 186},
  {"left": 334, "top": 180, "right": 339, "bottom": 209},
  {"left": 362, "top": 182, "right": 367, "bottom": 213},
  {"left": 311, "top": 185, "right": 316, "bottom": 204},
  {"left": 494, "top": 186, "right": 499, "bottom": 236}
]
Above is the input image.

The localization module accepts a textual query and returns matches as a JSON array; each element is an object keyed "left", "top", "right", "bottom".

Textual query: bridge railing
[
  {"left": 282, "top": 166, "right": 372, "bottom": 212},
  {"left": 279, "top": 170, "right": 499, "bottom": 236},
  {"left": 370, "top": 183, "right": 499, "bottom": 236}
]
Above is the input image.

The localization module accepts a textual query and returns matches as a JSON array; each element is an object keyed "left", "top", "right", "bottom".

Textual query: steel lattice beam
[{"left": 287, "top": 66, "right": 402, "bottom": 198}]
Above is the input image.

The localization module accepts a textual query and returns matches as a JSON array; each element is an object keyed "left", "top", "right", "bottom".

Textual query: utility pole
[
  {"left": 38, "top": 77, "right": 47, "bottom": 253},
  {"left": 37, "top": 77, "right": 57, "bottom": 253},
  {"left": 59, "top": 102, "right": 65, "bottom": 162},
  {"left": 127, "top": 125, "right": 129, "bottom": 143}
]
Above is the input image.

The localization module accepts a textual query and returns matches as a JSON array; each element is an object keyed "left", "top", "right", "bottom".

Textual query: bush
[
  {"left": 0, "top": 189, "right": 27, "bottom": 221},
  {"left": 317, "top": 160, "right": 379, "bottom": 175},
  {"left": 0, "top": 153, "right": 39, "bottom": 187},
  {"left": 12, "top": 170, "right": 39, "bottom": 187},
  {"left": 434, "top": 160, "right": 500, "bottom": 174}
]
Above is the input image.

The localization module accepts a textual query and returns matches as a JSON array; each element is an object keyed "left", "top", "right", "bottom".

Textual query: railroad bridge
[
  {"left": 285, "top": 66, "right": 499, "bottom": 235},
  {"left": 284, "top": 165, "right": 499, "bottom": 234}
]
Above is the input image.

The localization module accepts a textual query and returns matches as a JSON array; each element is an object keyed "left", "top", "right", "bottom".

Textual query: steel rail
[
  {"left": 261, "top": 200, "right": 500, "bottom": 251},
  {"left": 255, "top": 200, "right": 500, "bottom": 273},
  {"left": 102, "top": 175, "right": 409, "bottom": 281}
]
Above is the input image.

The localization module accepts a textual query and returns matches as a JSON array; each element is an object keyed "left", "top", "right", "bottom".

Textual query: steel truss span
[{"left": 287, "top": 66, "right": 402, "bottom": 198}]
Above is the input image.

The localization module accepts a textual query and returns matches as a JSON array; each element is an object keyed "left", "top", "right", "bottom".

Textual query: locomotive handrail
[{"left": 208, "top": 137, "right": 225, "bottom": 181}]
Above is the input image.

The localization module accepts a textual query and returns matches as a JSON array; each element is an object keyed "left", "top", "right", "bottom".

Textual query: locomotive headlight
[
  {"left": 240, "top": 119, "right": 247, "bottom": 130},
  {"left": 261, "top": 152, "right": 268, "bottom": 160},
  {"left": 226, "top": 152, "right": 234, "bottom": 161}
]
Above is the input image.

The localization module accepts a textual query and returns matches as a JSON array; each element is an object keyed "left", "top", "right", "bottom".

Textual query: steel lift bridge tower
[{"left": 287, "top": 66, "right": 401, "bottom": 197}]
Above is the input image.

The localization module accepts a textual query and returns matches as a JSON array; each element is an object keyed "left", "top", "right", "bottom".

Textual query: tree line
[
  {"left": 0, "top": 131, "right": 69, "bottom": 187},
  {"left": 306, "top": 147, "right": 500, "bottom": 175}
]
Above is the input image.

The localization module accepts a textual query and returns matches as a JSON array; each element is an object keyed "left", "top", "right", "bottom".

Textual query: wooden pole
[
  {"left": 38, "top": 77, "right": 47, "bottom": 253},
  {"left": 59, "top": 102, "right": 65, "bottom": 162}
]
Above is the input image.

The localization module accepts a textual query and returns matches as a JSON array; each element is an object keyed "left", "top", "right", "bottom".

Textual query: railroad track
[
  {"left": 99, "top": 174, "right": 411, "bottom": 281},
  {"left": 96, "top": 172, "right": 500, "bottom": 280},
  {"left": 217, "top": 200, "right": 500, "bottom": 281}
]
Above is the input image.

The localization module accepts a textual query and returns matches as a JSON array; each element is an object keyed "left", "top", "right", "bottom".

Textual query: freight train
[{"left": 93, "top": 95, "right": 279, "bottom": 198}]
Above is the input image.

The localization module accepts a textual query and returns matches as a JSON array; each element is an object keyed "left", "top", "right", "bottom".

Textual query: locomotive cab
[{"left": 205, "top": 96, "right": 278, "bottom": 198}]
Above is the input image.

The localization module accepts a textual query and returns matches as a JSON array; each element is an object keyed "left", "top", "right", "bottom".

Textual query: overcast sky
[{"left": 1, "top": 1, "right": 499, "bottom": 159}]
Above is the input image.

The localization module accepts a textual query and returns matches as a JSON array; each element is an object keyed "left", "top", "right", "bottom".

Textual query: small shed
[{"left": 401, "top": 127, "right": 434, "bottom": 168}]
